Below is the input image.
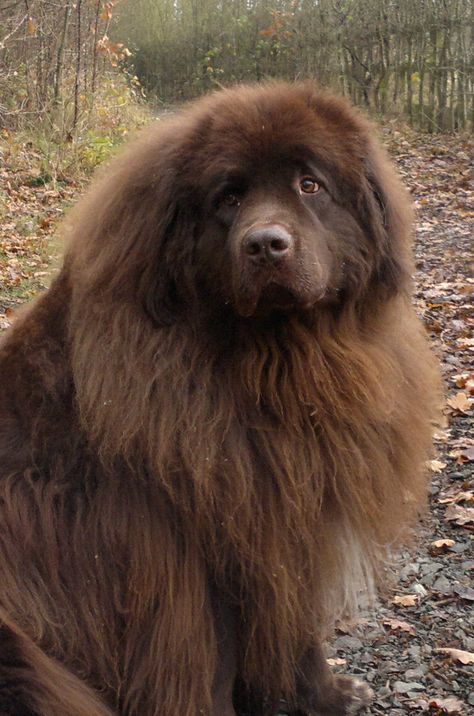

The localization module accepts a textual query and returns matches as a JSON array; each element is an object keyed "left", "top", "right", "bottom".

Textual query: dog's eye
[
  {"left": 221, "top": 192, "right": 241, "bottom": 207},
  {"left": 299, "top": 177, "right": 320, "bottom": 194}
]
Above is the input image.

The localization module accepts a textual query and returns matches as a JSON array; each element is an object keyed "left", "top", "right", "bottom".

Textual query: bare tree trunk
[
  {"left": 54, "top": 1, "right": 72, "bottom": 103},
  {"left": 406, "top": 36, "right": 413, "bottom": 124},
  {"left": 36, "top": 7, "right": 43, "bottom": 112},
  {"left": 428, "top": 28, "right": 437, "bottom": 132},
  {"left": 437, "top": 29, "right": 449, "bottom": 130},
  {"left": 470, "top": 6, "right": 474, "bottom": 131},
  {"left": 417, "top": 27, "right": 426, "bottom": 131},
  {"left": 392, "top": 31, "right": 401, "bottom": 105},
  {"left": 455, "top": 8, "right": 466, "bottom": 129},
  {"left": 23, "top": 0, "right": 34, "bottom": 111},
  {"left": 91, "top": 0, "right": 101, "bottom": 99},
  {"left": 73, "top": 0, "right": 83, "bottom": 131},
  {"left": 418, "top": 56, "right": 425, "bottom": 131},
  {"left": 448, "top": 35, "right": 456, "bottom": 132}
]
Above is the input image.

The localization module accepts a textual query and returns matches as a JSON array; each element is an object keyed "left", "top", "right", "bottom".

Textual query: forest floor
[{"left": 0, "top": 127, "right": 473, "bottom": 715}]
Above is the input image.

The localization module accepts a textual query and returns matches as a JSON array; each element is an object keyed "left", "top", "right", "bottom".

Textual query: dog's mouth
[
  {"left": 231, "top": 247, "right": 333, "bottom": 318},
  {"left": 234, "top": 278, "right": 320, "bottom": 318},
  {"left": 257, "top": 282, "right": 299, "bottom": 310}
]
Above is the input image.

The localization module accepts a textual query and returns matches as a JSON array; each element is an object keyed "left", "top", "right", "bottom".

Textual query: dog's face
[
  {"left": 195, "top": 148, "right": 372, "bottom": 318},
  {"left": 165, "top": 84, "right": 408, "bottom": 320}
]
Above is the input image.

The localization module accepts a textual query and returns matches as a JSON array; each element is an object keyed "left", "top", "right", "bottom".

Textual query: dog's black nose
[{"left": 243, "top": 226, "right": 294, "bottom": 264}]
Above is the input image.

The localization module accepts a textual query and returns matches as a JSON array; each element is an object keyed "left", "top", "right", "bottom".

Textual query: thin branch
[{"left": 0, "top": 12, "right": 27, "bottom": 49}]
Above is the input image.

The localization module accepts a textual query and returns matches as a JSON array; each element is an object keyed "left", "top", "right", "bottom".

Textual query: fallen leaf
[
  {"left": 444, "top": 504, "right": 474, "bottom": 526},
  {"left": 453, "top": 373, "right": 469, "bottom": 388},
  {"left": 438, "top": 491, "right": 473, "bottom": 505},
  {"left": 449, "top": 446, "right": 474, "bottom": 463},
  {"left": 430, "top": 538, "right": 455, "bottom": 555},
  {"left": 453, "top": 373, "right": 474, "bottom": 394},
  {"left": 383, "top": 618, "right": 416, "bottom": 635},
  {"left": 428, "top": 695, "right": 464, "bottom": 713},
  {"left": 429, "top": 459, "right": 447, "bottom": 472},
  {"left": 447, "top": 392, "right": 472, "bottom": 413},
  {"left": 434, "top": 648, "right": 474, "bottom": 665},
  {"left": 459, "top": 446, "right": 474, "bottom": 462},
  {"left": 326, "top": 657, "right": 346, "bottom": 666},
  {"left": 392, "top": 594, "right": 419, "bottom": 606}
]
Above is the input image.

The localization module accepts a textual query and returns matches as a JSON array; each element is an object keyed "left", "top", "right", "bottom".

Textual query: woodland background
[
  {"left": 0, "top": 2, "right": 473, "bottom": 714},
  {"left": 1, "top": 0, "right": 473, "bottom": 141}
]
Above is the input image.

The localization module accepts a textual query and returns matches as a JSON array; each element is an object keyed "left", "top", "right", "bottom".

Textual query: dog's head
[{"left": 69, "top": 83, "right": 413, "bottom": 324}]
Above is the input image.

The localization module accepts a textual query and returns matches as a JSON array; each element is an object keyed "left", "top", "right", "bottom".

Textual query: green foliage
[
  {"left": 79, "top": 132, "right": 116, "bottom": 170},
  {"left": 2, "top": 72, "right": 150, "bottom": 184}
]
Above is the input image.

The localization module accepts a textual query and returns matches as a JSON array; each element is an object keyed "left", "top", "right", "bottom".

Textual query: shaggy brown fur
[{"left": 0, "top": 83, "right": 440, "bottom": 716}]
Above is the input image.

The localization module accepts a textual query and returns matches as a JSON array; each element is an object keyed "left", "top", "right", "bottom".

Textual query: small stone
[
  {"left": 453, "top": 585, "right": 474, "bottom": 601},
  {"left": 408, "top": 645, "right": 421, "bottom": 659},
  {"left": 421, "top": 562, "right": 443, "bottom": 577},
  {"left": 428, "top": 677, "right": 446, "bottom": 690},
  {"left": 333, "top": 635, "right": 363, "bottom": 651},
  {"left": 400, "top": 562, "right": 420, "bottom": 580},
  {"left": 393, "top": 681, "right": 425, "bottom": 694},
  {"left": 413, "top": 583, "right": 428, "bottom": 598},
  {"left": 405, "top": 666, "right": 427, "bottom": 680},
  {"left": 433, "top": 575, "right": 453, "bottom": 594},
  {"left": 379, "top": 660, "right": 400, "bottom": 673}
]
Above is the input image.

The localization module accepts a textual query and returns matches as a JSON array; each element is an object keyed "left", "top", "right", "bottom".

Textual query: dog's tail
[{"left": 0, "top": 609, "right": 115, "bottom": 716}]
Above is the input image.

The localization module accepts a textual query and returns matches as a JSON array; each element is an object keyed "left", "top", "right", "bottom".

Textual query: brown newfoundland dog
[{"left": 0, "top": 83, "right": 439, "bottom": 716}]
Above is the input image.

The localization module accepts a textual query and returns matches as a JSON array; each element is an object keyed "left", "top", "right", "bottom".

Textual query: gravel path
[{"left": 324, "top": 130, "right": 474, "bottom": 716}]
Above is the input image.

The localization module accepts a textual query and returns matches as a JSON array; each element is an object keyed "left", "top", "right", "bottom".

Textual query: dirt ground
[{"left": 0, "top": 128, "right": 473, "bottom": 715}]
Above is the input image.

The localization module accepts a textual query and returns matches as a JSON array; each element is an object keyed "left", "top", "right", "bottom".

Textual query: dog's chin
[{"left": 234, "top": 281, "right": 324, "bottom": 319}]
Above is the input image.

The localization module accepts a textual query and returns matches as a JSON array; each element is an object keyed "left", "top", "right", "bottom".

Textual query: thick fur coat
[{"left": 0, "top": 83, "right": 440, "bottom": 716}]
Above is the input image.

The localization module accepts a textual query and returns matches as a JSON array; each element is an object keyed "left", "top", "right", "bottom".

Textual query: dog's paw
[
  {"left": 291, "top": 673, "right": 374, "bottom": 715},
  {"left": 331, "top": 675, "right": 374, "bottom": 714},
  {"left": 298, "top": 675, "right": 374, "bottom": 715}
]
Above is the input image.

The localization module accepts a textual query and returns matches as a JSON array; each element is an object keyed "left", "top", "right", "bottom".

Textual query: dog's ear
[
  {"left": 68, "top": 120, "right": 196, "bottom": 327},
  {"left": 362, "top": 141, "right": 413, "bottom": 297},
  {"left": 139, "top": 202, "right": 198, "bottom": 327}
]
